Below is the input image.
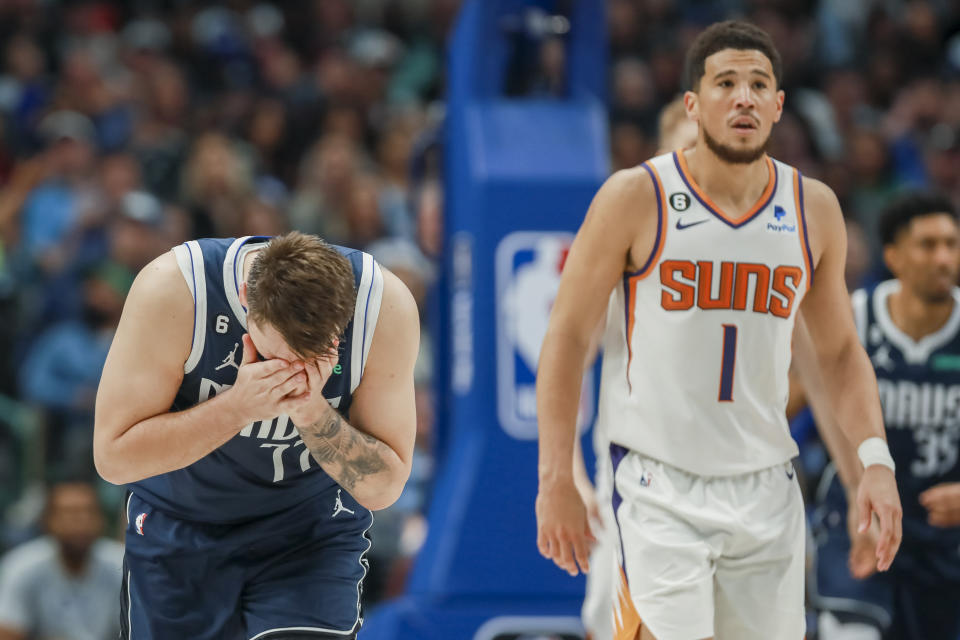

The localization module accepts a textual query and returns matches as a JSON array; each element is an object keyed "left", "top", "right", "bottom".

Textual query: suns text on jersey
[{"left": 659, "top": 259, "right": 803, "bottom": 317}]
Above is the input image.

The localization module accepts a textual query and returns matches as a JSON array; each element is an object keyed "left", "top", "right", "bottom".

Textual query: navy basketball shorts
[{"left": 119, "top": 486, "right": 372, "bottom": 640}]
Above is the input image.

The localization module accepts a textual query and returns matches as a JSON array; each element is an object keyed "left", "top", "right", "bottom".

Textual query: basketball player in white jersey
[
  {"left": 577, "top": 96, "right": 698, "bottom": 640},
  {"left": 536, "top": 21, "right": 903, "bottom": 640}
]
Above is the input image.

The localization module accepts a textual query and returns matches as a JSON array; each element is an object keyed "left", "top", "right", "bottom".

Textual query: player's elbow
[
  {"left": 94, "top": 445, "right": 126, "bottom": 485},
  {"left": 356, "top": 466, "right": 411, "bottom": 511},
  {"left": 93, "top": 447, "right": 124, "bottom": 485},
  {"left": 93, "top": 429, "right": 134, "bottom": 485}
]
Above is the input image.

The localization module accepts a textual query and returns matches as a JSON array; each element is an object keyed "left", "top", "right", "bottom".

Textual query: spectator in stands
[
  {"left": 0, "top": 478, "right": 123, "bottom": 640},
  {"left": 18, "top": 262, "right": 128, "bottom": 467}
]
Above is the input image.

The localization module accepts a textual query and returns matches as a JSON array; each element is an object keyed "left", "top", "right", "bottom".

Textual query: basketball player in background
[
  {"left": 801, "top": 193, "right": 960, "bottom": 640},
  {"left": 536, "top": 21, "right": 902, "bottom": 639},
  {"left": 576, "top": 96, "right": 698, "bottom": 640},
  {"left": 94, "top": 232, "right": 419, "bottom": 638}
]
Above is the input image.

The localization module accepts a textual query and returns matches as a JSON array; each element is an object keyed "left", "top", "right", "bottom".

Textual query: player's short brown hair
[
  {"left": 684, "top": 20, "right": 782, "bottom": 91},
  {"left": 245, "top": 232, "right": 356, "bottom": 359}
]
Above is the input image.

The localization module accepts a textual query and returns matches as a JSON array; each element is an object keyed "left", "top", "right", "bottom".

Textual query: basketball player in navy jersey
[
  {"left": 536, "top": 20, "right": 902, "bottom": 640},
  {"left": 93, "top": 232, "right": 419, "bottom": 639},
  {"left": 806, "top": 193, "right": 960, "bottom": 640}
]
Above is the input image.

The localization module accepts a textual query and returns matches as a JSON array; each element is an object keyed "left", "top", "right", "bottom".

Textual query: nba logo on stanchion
[{"left": 495, "top": 231, "right": 595, "bottom": 440}]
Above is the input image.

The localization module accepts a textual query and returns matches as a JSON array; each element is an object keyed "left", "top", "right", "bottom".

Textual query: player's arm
[
  {"left": 536, "top": 168, "right": 652, "bottom": 576},
  {"left": 798, "top": 177, "right": 902, "bottom": 571},
  {"left": 792, "top": 315, "right": 864, "bottom": 491},
  {"left": 94, "top": 252, "right": 306, "bottom": 484},
  {"left": 572, "top": 317, "right": 607, "bottom": 525},
  {"left": 292, "top": 269, "right": 419, "bottom": 511}
]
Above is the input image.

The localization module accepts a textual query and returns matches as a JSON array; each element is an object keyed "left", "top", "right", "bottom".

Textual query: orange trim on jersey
[
  {"left": 675, "top": 150, "right": 776, "bottom": 227},
  {"left": 623, "top": 162, "right": 669, "bottom": 390},
  {"left": 794, "top": 169, "right": 814, "bottom": 290},
  {"left": 613, "top": 566, "right": 643, "bottom": 640}
]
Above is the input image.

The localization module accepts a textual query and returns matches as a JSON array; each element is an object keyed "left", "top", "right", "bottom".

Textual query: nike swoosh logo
[{"left": 676, "top": 218, "right": 710, "bottom": 230}]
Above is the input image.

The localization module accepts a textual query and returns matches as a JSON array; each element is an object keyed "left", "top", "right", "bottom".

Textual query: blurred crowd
[
  {"left": 0, "top": 0, "right": 450, "bottom": 626},
  {"left": 0, "top": 0, "right": 957, "bottom": 637}
]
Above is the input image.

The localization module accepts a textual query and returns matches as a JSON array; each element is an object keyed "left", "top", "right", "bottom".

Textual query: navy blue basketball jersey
[
  {"left": 853, "top": 279, "right": 960, "bottom": 578},
  {"left": 131, "top": 236, "right": 384, "bottom": 523}
]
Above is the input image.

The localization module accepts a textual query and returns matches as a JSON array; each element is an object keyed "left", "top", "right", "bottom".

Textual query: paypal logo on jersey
[
  {"left": 766, "top": 205, "right": 796, "bottom": 233},
  {"left": 495, "top": 231, "right": 595, "bottom": 440}
]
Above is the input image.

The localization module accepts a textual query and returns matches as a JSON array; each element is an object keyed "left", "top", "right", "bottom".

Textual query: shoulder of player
[
  {"left": 798, "top": 175, "right": 843, "bottom": 225},
  {"left": 363, "top": 266, "right": 419, "bottom": 374},
  {"left": 604, "top": 165, "right": 657, "bottom": 202},
  {"left": 587, "top": 166, "right": 658, "bottom": 226},
  {"left": 797, "top": 175, "right": 845, "bottom": 266},
  {"left": 128, "top": 250, "right": 191, "bottom": 306},
  {"left": 373, "top": 267, "right": 419, "bottom": 343}
]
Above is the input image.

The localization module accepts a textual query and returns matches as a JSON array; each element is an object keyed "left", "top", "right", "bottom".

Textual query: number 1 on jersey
[{"left": 719, "top": 324, "right": 737, "bottom": 402}]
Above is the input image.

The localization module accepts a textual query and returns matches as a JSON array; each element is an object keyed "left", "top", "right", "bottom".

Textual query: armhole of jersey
[
  {"left": 362, "top": 262, "right": 384, "bottom": 373},
  {"left": 851, "top": 288, "right": 868, "bottom": 346},
  {"left": 793, "top": 169, "right": 814, "bottom": 290},
  {"left": 350, "top": 254, "right": 383, "bottom": 394},
  {"left": 174, "top": 241, "right": 207, "bottom": 374},
  {"left": 627, "top": 161, "right": 666, "bottom": 279}
]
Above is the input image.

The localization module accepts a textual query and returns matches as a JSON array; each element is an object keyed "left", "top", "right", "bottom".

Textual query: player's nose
[{"left": 734, "top": 84, "right": 756, "bottom": 109}]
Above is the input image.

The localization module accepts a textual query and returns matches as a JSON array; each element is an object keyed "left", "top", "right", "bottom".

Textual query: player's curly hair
[
  {"left": 684, "top": 20, "right": 782, "bottom": 91},
  {"left": 245, "top": 232, "right": 356, "bottom": 359},
  {"left": 879, "top": 191, "right": 958, "bottom": 246}
]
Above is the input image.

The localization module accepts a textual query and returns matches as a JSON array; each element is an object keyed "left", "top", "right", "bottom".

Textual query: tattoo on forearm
[{"left": 299, "top": 408, "right": 389, "bottom": 491}]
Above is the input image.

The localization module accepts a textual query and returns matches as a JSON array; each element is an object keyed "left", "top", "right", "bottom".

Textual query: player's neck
[
  {"left": 887, "top": 286, "right": 955, "bottom": 342},
  {"left": 683, "top": 146, "right": 770, "bottom": 214},
  {"left": 241, "top": 249, "right": 260, "bottom": 284}
]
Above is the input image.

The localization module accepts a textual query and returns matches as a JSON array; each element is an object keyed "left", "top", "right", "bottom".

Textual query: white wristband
[{"left": 858, "top": 437, "right": 895, "bottom": 473}]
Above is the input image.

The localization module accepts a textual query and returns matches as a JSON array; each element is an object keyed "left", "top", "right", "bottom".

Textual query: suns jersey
[
  {"left": 598, "top": 151, "right": 814, "bottom": 476},
  {"left": 130, "top": 236, "right": 383, "bottom": 523}
]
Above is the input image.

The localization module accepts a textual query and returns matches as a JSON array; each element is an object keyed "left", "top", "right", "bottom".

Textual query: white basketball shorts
[{"left": 610, "top": 446, "right": 806, "bottom": 640}]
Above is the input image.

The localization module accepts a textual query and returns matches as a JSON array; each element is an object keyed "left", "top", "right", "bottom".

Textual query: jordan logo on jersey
[
  {"left": 215, "top": 343, "right": 240, "bottom": 371},
  {"left": 872, "top": 345, "right": 895, "bottom": 371},
  {"left": 659, "top": 259, "right": 803, "bottom": 318},
  {"left": 332, "top": 489, "right": 355, "bottom": 517}
]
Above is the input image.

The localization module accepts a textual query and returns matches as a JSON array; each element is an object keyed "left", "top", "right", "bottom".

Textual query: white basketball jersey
[{"left": 598, "top": 150, "right": 813, "bottom": 476}]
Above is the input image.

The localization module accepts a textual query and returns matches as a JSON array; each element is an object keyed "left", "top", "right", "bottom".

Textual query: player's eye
[{"left": 753, "top": 81, "right": 767, "bottom": 90}]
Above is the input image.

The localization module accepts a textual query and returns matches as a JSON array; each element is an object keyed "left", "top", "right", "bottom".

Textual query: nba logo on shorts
[
  {"left": 495, "top": 231, "right": 595, "bottom": 440},
  {"left": 640, "top": 470, "right": 653, "bottom": 487},
  {"left": 135, "top": 512, "right": 148, "bottom": 535}
]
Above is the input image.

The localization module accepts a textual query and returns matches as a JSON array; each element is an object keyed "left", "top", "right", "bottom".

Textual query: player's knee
[{"left": 818, "top": 611, "right": 882, "bottom": 640}]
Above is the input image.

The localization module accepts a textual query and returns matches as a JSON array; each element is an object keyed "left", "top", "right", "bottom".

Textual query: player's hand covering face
[
  {"left": 230, "top": 333, "right": 308, "bottom": 425},
  {"left": 274, "top": 341, "right": 341, "bottom": 428}
]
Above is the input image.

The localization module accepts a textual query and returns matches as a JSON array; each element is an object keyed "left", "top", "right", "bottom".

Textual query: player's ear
[
  {"left": 683, "top": 90, "right": 699, "bottom": 123},
  {"left": 882, "top": 244, "right": 900, "bottom": 277}
]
